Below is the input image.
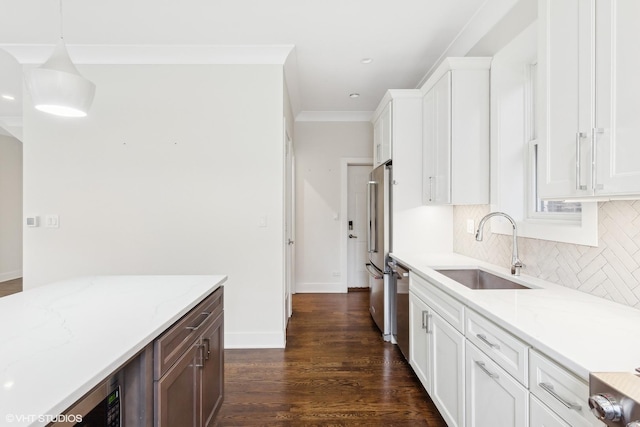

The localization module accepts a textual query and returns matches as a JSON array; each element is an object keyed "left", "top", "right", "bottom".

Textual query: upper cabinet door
[
  {"left": 423, "top": 72, "right": 452, "bottom": 204},
  {"left": 595, "top": 0, "right": 640, "bottom": 196},
  {"left": 373, "top": 101, "right": 393, "bottom": 167},
  {"left": 538, "top": 0, "right": 640, "bottom": 199},
  {"left": 537, "top": 0, "right": 594, "bottom": 199},
  {"left": 422, "top": 58, "right": 490, "bottom": 206}
]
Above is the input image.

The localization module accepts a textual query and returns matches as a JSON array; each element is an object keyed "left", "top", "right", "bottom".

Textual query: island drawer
[
  {"left": 529, "top": 350, "right": 598, "bottom": 427},
  {"left": 465, "top": 309, "right": 529, "bottom": 386},
  {"left": 154, "top": 287, "right": 223, "bottom": 379}
]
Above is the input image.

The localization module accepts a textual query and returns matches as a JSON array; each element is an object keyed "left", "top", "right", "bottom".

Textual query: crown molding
[
  {"left": 0, "top": 44, "right": 295, "bottom": 65},
  {"left": 295, "top": 111, "right": 373, "bottom": 123}
]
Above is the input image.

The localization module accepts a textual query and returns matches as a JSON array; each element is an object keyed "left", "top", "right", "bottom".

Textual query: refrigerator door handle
[
  {"left": 365, "top": 263, "right": 384, "bottom": 280},
  {"left": 367, "top": 180, "right": 377, "bottom": 253}
]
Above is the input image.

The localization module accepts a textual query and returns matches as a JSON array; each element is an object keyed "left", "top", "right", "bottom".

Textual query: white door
[
  {"left": 347, "top": 165, "right": 370, "bottom": 288},
  {"left": 409, "top": 291, "right": 432, "bottom": 393},
  {"left": 284, "top": 128, "right": 295, "bottom": 323}
]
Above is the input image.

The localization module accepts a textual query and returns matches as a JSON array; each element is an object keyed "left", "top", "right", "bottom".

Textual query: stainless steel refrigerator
[{"left": 365, "top": 162, "right": 395, "bottom": 342}]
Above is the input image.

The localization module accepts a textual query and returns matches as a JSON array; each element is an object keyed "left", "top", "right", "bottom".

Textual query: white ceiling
[{"left": 0, "top": 0, "right": 518, "bottom": 130}]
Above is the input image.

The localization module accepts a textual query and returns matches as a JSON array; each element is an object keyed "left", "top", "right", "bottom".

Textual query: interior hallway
[
  {"left": 214, "top": 291, "right": 447, "bottom": 426},
  {"left": 0, "top": 278, "right": 21, "bottom": 298}
]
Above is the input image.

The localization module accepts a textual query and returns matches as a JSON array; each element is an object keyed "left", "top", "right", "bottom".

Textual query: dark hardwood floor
[
  {"left": 0, "top": 278, "right": 22, "bottom": 298},
  {"left": 213, "top": 292, "right": 447, "bottom": 426}
]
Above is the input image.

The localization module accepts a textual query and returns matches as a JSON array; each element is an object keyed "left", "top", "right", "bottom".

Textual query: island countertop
[{"left": 0, "top": 275, "right": 227, "bottom": 427}]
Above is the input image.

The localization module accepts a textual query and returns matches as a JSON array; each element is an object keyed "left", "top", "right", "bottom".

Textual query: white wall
[
  {"left": 294, "top": 121, "right": 371, "bottom": 292},
  {"left": 23, "top": 64, "right": 286, "bottom": 348},
  {"left": 0, "top": 134, "right": 22, "bottom": 281}
]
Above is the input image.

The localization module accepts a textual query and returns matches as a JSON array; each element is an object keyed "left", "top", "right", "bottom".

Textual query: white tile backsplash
[{"left": 453, "top": 201, "right": 640, "bottom": 309}]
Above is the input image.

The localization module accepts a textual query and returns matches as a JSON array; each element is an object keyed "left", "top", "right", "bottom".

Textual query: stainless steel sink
[{"left": 435, "top": 269, "right": 531, "bottom": 290}]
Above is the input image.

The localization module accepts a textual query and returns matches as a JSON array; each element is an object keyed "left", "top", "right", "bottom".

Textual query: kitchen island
[{"left": 0, "top": 275, "right": 226, "bottom": 427}]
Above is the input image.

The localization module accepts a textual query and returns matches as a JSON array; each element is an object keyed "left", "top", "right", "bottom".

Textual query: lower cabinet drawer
[
  {"left": 466, "top": 309, "right": 529, "bottom": 386},
  {"left": 155, "top": 287, "right": 224, "bottom": 379},
  {"left": 529, "top": 350, "right": 604, "bottom": 427}
]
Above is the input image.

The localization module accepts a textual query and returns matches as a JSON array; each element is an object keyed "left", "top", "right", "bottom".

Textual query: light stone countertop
[
  {"left": 0, "top": 275, "right": 226, "bottom": 427},
  {"left": 391, "top": 252, "right": 640, "bottom": 381}
]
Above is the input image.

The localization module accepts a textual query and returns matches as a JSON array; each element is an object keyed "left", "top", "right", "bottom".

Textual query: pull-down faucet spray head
[{"left": 474, "top": 212, "right": 523, "bottom": 276}]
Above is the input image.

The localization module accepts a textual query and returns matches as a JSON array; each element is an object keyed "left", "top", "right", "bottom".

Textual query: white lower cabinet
[
  {"left": 530, "top": 395, "right": 571, "bottom": 427},
  {"left": 465, "top": 341, "right": 528, "bottom": 427},
  {"left": 410, "top": 288, "right": 465, "bottom": 427}
]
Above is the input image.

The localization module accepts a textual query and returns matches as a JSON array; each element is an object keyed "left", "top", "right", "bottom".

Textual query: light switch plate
[
  {"left": 45, "top": 215, "right": 59, "bottom": 228},
  {"left": 466, "top": 219, "right": 475, "bottom": 234}
]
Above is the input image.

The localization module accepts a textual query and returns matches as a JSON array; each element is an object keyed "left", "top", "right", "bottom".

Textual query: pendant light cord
[{"left": 59, "top": 0, "right": 64, "bottom": 41}]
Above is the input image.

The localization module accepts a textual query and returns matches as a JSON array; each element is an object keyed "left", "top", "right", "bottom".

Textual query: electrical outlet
[{"left": 466, "top": 219, "right": 475, "bottom": 234}]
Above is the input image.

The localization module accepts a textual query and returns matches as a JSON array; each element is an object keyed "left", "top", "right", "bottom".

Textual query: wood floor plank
[{"left": 213, "top": 292, "right": 446, "bottom": 426}]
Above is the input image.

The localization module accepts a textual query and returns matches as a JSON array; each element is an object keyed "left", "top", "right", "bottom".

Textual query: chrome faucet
[{"left": 475, "top": 212, "right": 523, "bottom": 276}]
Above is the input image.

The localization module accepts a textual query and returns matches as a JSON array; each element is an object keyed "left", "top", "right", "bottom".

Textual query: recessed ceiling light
[
  {"left": 361, "top": 58, "right": 373, "bottom": 64},
  {"left": 349, "top": 93, "right": 360, "bottom": 98},
  {"left": 1, "top": 94, "right": 15, "bottom": 101}
]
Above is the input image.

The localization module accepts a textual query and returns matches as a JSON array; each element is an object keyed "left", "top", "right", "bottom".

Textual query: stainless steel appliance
[
  {"left": 589, "top": 371, "right": 640, "bottom": 426},
  {"left": 389, "top": 260, "right": 410, "bottom": 359},
  {"left": 366, "top": 162, "right": 395, "bottom": 342},
  {"left": 51, "top": 374, "right": 122, "bottom": 427}
]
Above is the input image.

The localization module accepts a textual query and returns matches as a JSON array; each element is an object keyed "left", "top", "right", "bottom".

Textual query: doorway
[
  {"left": 283, "top": 126, "right": 295, "bottom": 326},
  {"left": 340, "top": 158, "right": 373, "bottom": 292}
]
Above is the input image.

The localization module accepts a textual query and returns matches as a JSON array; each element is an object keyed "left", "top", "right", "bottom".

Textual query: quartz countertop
[
  {"left": 0, "top": 275, "right": 226, "bottom": 427},
  {"left": 391, "top": 252, "right": 640, "bottom": 380}
]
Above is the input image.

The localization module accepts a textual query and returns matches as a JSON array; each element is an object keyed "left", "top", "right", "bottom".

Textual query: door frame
[
  {"left": 340, "top": 157, "right": 373, "bottom": 292},
  {"left": 283, "top": 121, "right": 295, "bottom": 327}
]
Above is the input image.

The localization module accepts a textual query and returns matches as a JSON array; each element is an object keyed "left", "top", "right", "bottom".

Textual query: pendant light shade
[{"left": 26, "top": 39, "right": 95, "bottom": 117}]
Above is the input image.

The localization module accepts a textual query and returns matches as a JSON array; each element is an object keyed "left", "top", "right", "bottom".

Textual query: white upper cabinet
[
  {"left": 372, "top": 100, "right": 393, "bottom": 167},
  {"left": 538, "top": 0, "right": 640, "bottom": 199},
  {"left": 421, "top": 58, "right": 490, "bottom": 205}
]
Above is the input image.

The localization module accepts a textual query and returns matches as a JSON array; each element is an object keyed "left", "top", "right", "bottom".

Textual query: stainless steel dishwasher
[{"left": 389, "top": 260, "right": 410, "bottom": 360}]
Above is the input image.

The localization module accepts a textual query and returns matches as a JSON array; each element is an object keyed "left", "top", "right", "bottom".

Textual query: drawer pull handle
[
  {"left": 475, "top": 361, "right": 499, "bottom": 380},
  {"left": 186, "top": 311, "right": 212, "bottom": 331},
  {"left": 476, "top": 333, "right": 500, "bottom": 350},
  {"left": 539, "top": 382, "right": 582, "bottom": 411}
]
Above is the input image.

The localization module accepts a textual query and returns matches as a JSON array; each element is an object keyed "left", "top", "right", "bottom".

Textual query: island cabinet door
[
  {"left": 199, "top": 311, "right": 224, "bottom": 427},
  {"left": 156, "top": 344, "right": 199, "bottom": 427}
]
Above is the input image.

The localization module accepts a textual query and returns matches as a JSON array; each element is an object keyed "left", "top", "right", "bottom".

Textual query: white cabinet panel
[
  {"left": 465, "top": 341, "right": 528, "bottom": 427},
  {"left": 538, "top": 0, "right": 640, "bottom": 199},
  {"left": 422, "top": 58, "right": 490, "bottom": 205},
  {"left": 372, "top": 101, "right": 392, "bottom": 167},
  {"left": 530, "top": 395, "right": 571, "bottom": 427},
  {"left": 409, "top": 290, "right": 432, "bottom": 393}
]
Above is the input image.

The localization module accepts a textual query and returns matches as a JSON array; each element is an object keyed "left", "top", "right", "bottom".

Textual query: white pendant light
[{"left": 26, "top": 1, "right": 95, "bottom": 118}]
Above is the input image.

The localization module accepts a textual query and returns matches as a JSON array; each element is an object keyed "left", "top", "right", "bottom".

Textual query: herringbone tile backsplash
[{"left": 453, "top": 201, "right": 640, "bottom": 309}]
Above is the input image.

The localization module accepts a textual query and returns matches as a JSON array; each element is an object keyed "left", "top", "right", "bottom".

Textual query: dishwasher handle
[
  {"left": 388, "top": 261, "right": 409, "bottom": 280},
  {"left": 365, "top": 263, "right": 384, "bottom": 280}
]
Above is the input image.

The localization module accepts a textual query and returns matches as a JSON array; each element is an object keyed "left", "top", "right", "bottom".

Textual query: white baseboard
[
  {"left": 0, "top": 270, "right": 22, "bottom": 283},
  {"left": 295, "top": 282, "right": 346, "bottom": 293},
  {"left": 224, "top": 331, "right": 286, "bottom": 349}
]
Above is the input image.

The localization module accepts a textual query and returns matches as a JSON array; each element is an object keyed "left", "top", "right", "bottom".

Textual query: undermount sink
[{"left": 435, "top": 269, "right": 531, "bottom": 290}]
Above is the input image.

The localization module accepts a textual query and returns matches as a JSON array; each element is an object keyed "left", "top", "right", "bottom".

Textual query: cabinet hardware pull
[
  {"left": 591, "top": 128, "right": 605, "bottom": 191},
  {"left": 421, "top": 310, "right": 428, "bottom": 330},
  {"left": 575, "top": 132, "right": 587, "bottom": 190},
  {"left": 476, "top": 333, "right": 500, "bottom": 350},
  {"left": 185, "top": 311, "right": 212, "bottom": 331},
  {"left": 539, "top": 382, "right": 582, "bottom": 410},
  {"left": 475, "top": 361, "right": 499, "bottom": 379},
  {"left": 195, "top": 343, "right": 205, "bottom": 368},
  {"left": 203, "top": 338, "right": 211, "bottom": 361},
  {"left": 428, "top": 176, "right": 434, "bottom": 202}
]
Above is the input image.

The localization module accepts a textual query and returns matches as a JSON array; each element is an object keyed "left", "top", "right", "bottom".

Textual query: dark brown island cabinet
[{"left": 154, "top": 286, "right": 224, "bottom": 427}]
